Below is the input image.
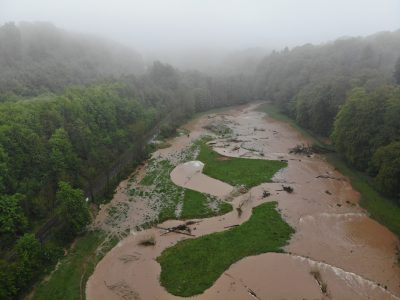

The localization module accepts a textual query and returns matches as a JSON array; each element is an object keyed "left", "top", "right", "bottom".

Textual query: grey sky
[{"left": 1, "top": 0, "right": 399, "bottom": 53}]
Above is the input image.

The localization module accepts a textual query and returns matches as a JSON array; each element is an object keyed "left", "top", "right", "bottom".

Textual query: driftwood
[
  {"left": 247, "top": 288, "right": 261, "bottom": 300},
  {"left": 119, "top": 254, "right": 140, "bottom": 263},
  {"left": 224, "top": 224, "right": 239, "bottom": 229},
  {"left": 224, "top": 273, "right": 260, "bottom": 300},
  {"left": 310, "top": 270, "right": 328, "bottom": 296},
  {"left": 156, "top": 223, "right": 196, "bottom": 237},
  {"left": 227, "top": 138, "right": 248, "bottom": 143},
  {"left": 276, "top": 185, "right": 294, "bottom": 193},
  {"left": 185, "top": 220, "right": 202, "bottom": 226},
  {"left": 289, "top": 144, "right": 314, "bottom": 155},
  {"left": 239, "top": 152, "right": 253, "bottom": 157},
  {"left": 262, "top": 190, "right": 271, "bottom": 198},
  {"left": 316, "top": 174, "right": 343, "bottom": 181},
  {"left": 104, "top": 280, "right": 140, "bottom": 300}
]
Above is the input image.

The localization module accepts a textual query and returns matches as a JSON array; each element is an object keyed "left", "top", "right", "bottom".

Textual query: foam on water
[{"left": 293, "top": 255, "right": 400, "bottom": 300}]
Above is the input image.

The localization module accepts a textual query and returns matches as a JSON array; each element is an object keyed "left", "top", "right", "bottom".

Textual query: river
[{"left": 86, "top": 103, "right": 400, "bottom": 300}]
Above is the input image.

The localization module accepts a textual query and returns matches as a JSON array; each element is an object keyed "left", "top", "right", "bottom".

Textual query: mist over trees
[
  {"left": 0, "top": 22, "right": 144, "bottom": 97},
  {"left": 0, "top": 22, "right": 255, "bottom": 298},
  {"left": 0, "top": 20, "right": 400, "bottom": 299},
  {"left": 254, "top": 30, "right": 400, "bottom": 135},
  {"left": 253, "top": 30, "right": 400, "bottom": 199}
]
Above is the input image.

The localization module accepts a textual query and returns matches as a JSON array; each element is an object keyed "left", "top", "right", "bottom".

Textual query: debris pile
[
  {"left": 156, "top": 220, "right": 202, "bottom": 237},
  {"left": 262, "top": 190, "right": 271, "bottom": 198},
  {"left": 289, "top": 144, "right": 314, "bottom": 156},
  {"left": 276, "top": 185, "right": 294, "bottom": 193}
]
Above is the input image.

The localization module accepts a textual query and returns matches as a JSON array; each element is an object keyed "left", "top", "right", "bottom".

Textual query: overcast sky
[{"left": 1, "top": 0, "right": 399, "bottom": 53}]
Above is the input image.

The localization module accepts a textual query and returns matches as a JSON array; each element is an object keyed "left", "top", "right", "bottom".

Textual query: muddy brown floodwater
[{"left": 87, "top": 103, "right": 400, "bottom": 300}]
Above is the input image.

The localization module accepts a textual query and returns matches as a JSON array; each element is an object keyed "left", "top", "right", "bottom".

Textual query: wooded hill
[
  {"left": 0, "top": 22, "right": 399, "bottom": 299},
  {"left": 254, "top": 30, "right": 400, "bottom": 200},
  {"left": 0, "top": 22, "right": 144, "bottom": 97}
]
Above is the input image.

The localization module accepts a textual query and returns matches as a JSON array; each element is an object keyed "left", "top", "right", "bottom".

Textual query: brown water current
[
  {"left": 170, "top": 161, "right": 233, "bottom": 197},
  {"left": 87, "top": 104, "right": 400, "bottom": 300}
]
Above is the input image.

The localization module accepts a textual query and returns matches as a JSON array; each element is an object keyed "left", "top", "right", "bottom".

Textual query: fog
[{"left": 1, "top": 0, "right": 399, "bottom": 68}]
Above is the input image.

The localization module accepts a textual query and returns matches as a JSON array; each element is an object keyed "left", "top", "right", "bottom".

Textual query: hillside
[{"left": 0, "top": 22, "right": 144, "bottom": 97}]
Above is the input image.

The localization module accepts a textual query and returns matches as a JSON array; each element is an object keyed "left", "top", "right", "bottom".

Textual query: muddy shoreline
[{"left": 87, "top": 103, "right": 400, "bottom": 300}]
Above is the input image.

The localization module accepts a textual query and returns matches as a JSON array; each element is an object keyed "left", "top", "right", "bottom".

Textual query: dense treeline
[
  {"left": 0, "top": 22, "right": 144, "bottom": 97},
  {"left": 0, "top": 51, "right": 251, "bottom": 299},
  {"left": 254, "top": 30, "right": 400, "bottom": 200},
  {"left": 255, "top": 30, "right": 400, "bottom": 136},
  {"left": 332, "top": 86, "right": 400, "bottom": 198},
  {"left": 1, "top": 21, "right": 400, "bottom": 298}
]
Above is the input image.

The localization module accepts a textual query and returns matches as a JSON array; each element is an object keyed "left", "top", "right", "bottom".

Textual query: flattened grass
[
  {"left": 139, "top": 159, "right": 232, "bottom": 222},
  {"left": 157, "top": 202, "right": 294, "bottom": 296},
  {"left": 197, "top": 141, "right": 287, "bottom": 188},
  {"left": 181, "top": 189, "right": 232, "bottom": 220},
  {"left": 33, "top": 231, "right": 115, "bottom": 300}
]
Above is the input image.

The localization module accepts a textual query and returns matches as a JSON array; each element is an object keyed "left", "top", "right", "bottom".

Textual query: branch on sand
[{"left": 156, "top": 220, "right": 202, "bottom": 237}]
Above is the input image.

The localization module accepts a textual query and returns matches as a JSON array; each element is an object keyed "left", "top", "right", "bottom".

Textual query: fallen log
[
  {"left": 247, "top": 288, "right": 261, "bottom": 300},
  {"left": 289, "top": 144, "right": 314, "bottom": 155},
  {"left": 224, "top": 224, "right": 239, "bottom": 229},
  {"left": 156, "top": 225, "right": 195, "bottom": 237},
  {"left": 262, "top": 190, "right": 271, "bottom": 198},
  {"left": 316, "top": 174, "right": 343, "bottom": 181},
  {"left": 276, "top": 185, "right": 294, "bottom": 193}
]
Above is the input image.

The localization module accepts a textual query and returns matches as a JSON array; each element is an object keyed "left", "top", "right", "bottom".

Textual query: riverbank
[
  {"left": 29, "top": 104, "right": 246, "bottom": 300},
  {"left": 257, "top": 102, "right": 400, "bottom": 238},
  {"left": 87, "top": 103, "right": 400, "bottom": 299}
]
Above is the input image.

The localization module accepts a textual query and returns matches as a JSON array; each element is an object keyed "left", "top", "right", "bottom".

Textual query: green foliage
[
  {"left": 0, "top": 194, "right": 27, "bottom": 242},
  {"left": 394, "top": 57, "right": 400, "bottom": 84},
  {"left": 0, "top": 234, "right": 63, "bottom": 299},
  {"left": 255, "top": 31, "right": 400, "bottom": 136},
  {"left": 13, "top": 234, "right": 44, "bottom": 296},
  {"left": 57, "top": 182, "right": 90, "bottom": 236},
  {"left": 197, "top": 140, "right": 287, "bottom": 188},
  {"left": 49, "top": 128, "right": 79, "bottom": 184},
  {"left": 332, "top": 86, "right": 400, "bottom": 170},
  {"left": 0, "top": 22, "right": 144, "bottom": 97},
  {"left": 157, "top": 202, "right": 294, "bottom": 296},
  {"left": 0, "top": 146, "right": 9, "bottom": 193},
  {"left": 0, "top": 259, "right": 17, "bottom": 300},
  {"left": 138, "top": 158, "right": 232, "bottom": 222},
  {"left": 180, "top": 189, "right": 232, "bottom": 220},
  {"left": 32, "top": 231, "right": 110, "bottom": 300},
  {"left": 370, "top": 142, "right": 400, "bottom": 199},
  {"left": 294, "top": 79, "right": 349, "bottom": 135}
]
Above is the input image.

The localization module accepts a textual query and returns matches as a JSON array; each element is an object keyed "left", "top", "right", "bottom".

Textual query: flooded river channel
[{"left": 87, "top": 104, "right": 400, "bottom": 300}]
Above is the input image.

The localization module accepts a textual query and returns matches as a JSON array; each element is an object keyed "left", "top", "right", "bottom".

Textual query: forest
[
  {"left": 254, "top": 30, "right": 400, "bottom": 199},
  {"left": 0, "top": 22, "right": 399, "bottom": 299},
  {"left": 0, "top": 22, "right": 254, "bottom": 300}
]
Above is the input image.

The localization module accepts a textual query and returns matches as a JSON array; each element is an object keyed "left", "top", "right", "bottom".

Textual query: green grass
[
  {"left": 157, "top": 202, "right": 294, "bottom": 296},
  {"left": 258, "top": 102, "right": 400, "bottom": 237},
  {"left": 181, "top": 189, "right": 232, "bottom": 219},
  {"left": 33, "top": 231, "right": 116, "bottom": 300},
  {"left": 197, "top": 140, "right": 287, "bottom": 188},
  {"left": 138, "top": 158, "right": 232, "bottom": 222}
]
